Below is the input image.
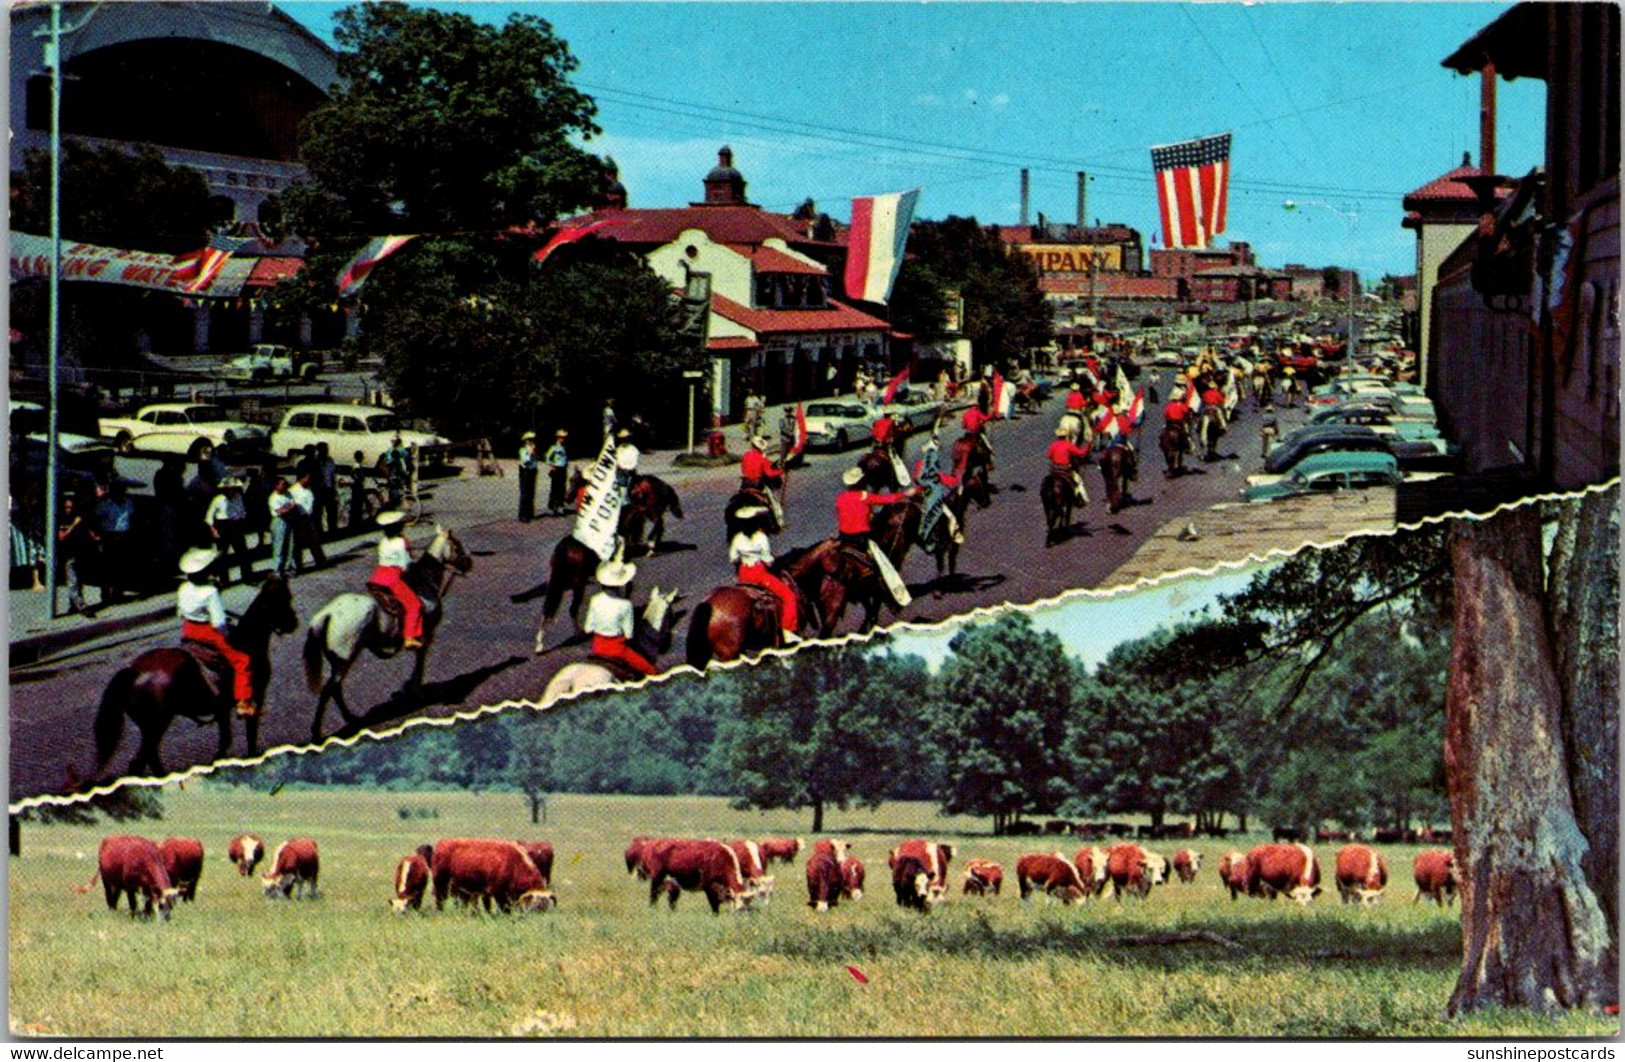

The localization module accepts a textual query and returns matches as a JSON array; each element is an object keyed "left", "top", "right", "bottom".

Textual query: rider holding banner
[{"left": 835, "top": 467, "right": 914, "bottom": 609}]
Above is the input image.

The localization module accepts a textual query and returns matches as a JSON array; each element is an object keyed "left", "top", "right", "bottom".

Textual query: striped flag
[
  {"left": 881, "top": 366, "right": 910, "bottom": 404},
  {"left": 1151, "top": 133, "right": 1231, "bottom": 250},
  {"left": 533, "top": 217, "right": 629, "bottom": 267},
  {"left": 337, "top": 235, "right": 416, "bottom": 298},
  {"left": 1185, "top": 379, "right": 1203, "bottom": 415},
  {"left": 843, "top": 189, "right": 919, "bottom": 304},
  {"left": 1125, "top": 387, "right": 1146, "bottom": 428},
  {"left": 1094, "top": 405, "right": 1121, "bottom": 440},
  {"left": 172, "top": 233, "right": 250, "bottom": 294},
  {"left": 793, "top": 402, "right": 809, "bottom": 455}
]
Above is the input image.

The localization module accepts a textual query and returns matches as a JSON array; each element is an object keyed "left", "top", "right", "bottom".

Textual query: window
[
  {"left": 1349, "top": 470, "right": 1395, "bottom": 489},
  {"left": 288, "top": 413, "right": 316, "bottom": 429},
  {"left": 1307, "top": 473, "right": 1343, "bottom": 492},
  {"left": 365, "top": 415, "right": 400, "bottom": 433},
  {"left": 341, "top": 417, "right": 366, "bottom": 433},
  {"left": 154, "top": 411, "right": 186, "bottom": 426},
  {"left": 316, "top": 414, "right": 342, "bottom": 431}
]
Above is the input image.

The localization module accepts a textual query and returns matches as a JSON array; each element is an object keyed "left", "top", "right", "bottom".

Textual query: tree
[
  {"left": 16, "top": 788, "right": 164, "bottom": 855},
  {"left": 931, "top": 615, "right": 1080, "bottom": 833},
  {"left": 508, "top": 712, "right": 552, "bottom": 824}
]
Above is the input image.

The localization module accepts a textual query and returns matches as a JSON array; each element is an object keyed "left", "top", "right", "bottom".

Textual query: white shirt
[
  {"left": 729, "top": 530, "right": 774, "bottom": 567},
  {"left": 377, "top": 534, "right": 411, "bottom": 569},
  {"left": 177, "top": 581, "right": 226, "bottom": 627},
  {"left": 269, "top": 490, "right": 296, "bottom": 519},
  {"left": 289, "top": 482, "right": 316, "bottom": 514},
  {"left": 615, "top": 443, "right": 640, "bottom": 471},
  {"left": 583, "top": 592, "right": 634, "bottom": 638},
  {"left": 204, "top": 493, "right": 245, "bottom": 525}
]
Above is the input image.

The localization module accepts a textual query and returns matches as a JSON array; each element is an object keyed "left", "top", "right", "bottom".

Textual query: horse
[
  {"left": 684, "top": 568, "right": 818, "bottom": 667},
  {"left": 93, "top": 576, "right": 298, "bottom": 779},
  {"left": 1196, "top": 409, "right": 1226, "bottom": 462},
  {"left": 920, "top": 469, "right": 992, "bottom": 580},
  {"left": 1159, "top": 423, "right": 1190, "bottom": 477},
  {"left": 538, "top": 590, "right": 680, "bottom": 705},
  {"left": 724, "top": 487, "right": 782, "bottom": 538},
  {"left": 857, "top": 446, "right": 904, "bottom": 491},
  {"left": 1098, "top": 444, "right": 1137, "bottom": 514},
  {"left": 1040, "top": 470, "right": 1082, "bottom": 546},
  {"left": 782, "top": 498, "right": 921, "bottom": 636},
  {"left": 950, "top": 433, "right": 994, "bottom": 487},
  {"left": 301, "top": 526, "right": 472, "bottom": 741},
  {"left": 620, "top": 474, "right": 683, "bottom": 556},
  {"left": 533, "top": 534, "right": 602, "bottom": 654}
]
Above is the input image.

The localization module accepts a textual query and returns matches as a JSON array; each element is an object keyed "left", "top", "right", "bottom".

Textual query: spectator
[
  {"left": 94, "top": 480, "right": 135, "bottom": 604},
  {"left": 268, "top": 476, "right": 299, "bottom": 578},
  {"left": 742, "top": 392, "right": 764, "bottom": 438},
  {"left": 517, "top": 431, "right": 539, "bottom": 522},
  {"left": 152, "top": 455, "right": 187, "bottom": 574},
  {"left": 602, "top": 397, "right": 617, "bottom": 441},
  {"left": 315, "top": 442, "right": 339, "bottom": 537},
  {"left": 380, "top": 436, "right": 413, "bottom": 507},
  {"left": 295, "top": 446, "right": 321, "bottom": 533},
  {"left": 9, "top": 486, "right": 46, "bottom": 591},
  {"left": 289, "top": 471, "right": 327, "bottom": 569},
  {"left": 205, "top": 476, "right": 253, "bottom": 584},
  {"left": 349, "top": 449, "right": 370, "bottom": 529},
  {"left": 544, "top": 429, "right": 570, "bottom": 515},
  {"left": 56, "top": 494, "right": 96, "bottom": 615}
]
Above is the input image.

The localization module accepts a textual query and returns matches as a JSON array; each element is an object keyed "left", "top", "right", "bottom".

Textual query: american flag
[
  {"left": 1151, "top": 133, "right": 1231, "bottom": 250},
  {"left": 172, "top": 232, "right": 252, "bottom": 294}
]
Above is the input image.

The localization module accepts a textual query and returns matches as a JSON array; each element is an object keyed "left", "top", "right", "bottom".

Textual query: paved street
[{"left": 10, "top": 382, "right": 1328, "bottom": 802}]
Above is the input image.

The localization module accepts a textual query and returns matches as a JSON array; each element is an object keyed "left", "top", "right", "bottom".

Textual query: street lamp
[
  {"left": 1282, "top": 199, "right": 1359, "bottom": 364},
  {"left": 683, "top": 370, "right": 706, "bottom": 454}
]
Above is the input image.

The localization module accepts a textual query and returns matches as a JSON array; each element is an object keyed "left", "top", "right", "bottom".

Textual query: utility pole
[{"left": 43, "top": 1, "right": 65, "bottom": 617}]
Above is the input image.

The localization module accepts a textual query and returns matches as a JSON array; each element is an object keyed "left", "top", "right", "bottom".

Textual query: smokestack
[
  {"left": 1020, "top": 168, "right": 1030, "bottom": 227},
  {"left": 1077, "top": 172, "right": 1087, "bottom": 229}
]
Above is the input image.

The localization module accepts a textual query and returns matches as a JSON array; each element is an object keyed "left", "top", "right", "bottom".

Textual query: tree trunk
[
  {"left": 528, "top": 795, "right": 541, "bottom": 825},
  {"left": 9, "top": 817, "right": 18, "bottom": 857},
  {"left": 1444, "top": 505, "right": 1614, "bottom": 1015},
  {"left": 811, "top": 798, "right": 824, "bottom": 834},
  {"left": 1237, "top": 812, "right": 1248, "bottom": 832}
]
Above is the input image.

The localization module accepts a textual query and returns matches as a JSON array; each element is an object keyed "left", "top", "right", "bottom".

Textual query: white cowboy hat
[
  {"left": 178, "top": 547, "right": 219, "bottom": 575},
  {"left": 842, "top": 467, "right": 865, "bottom": 486},
  {"left": 596, "top": 559, "right": 636, "bottom": 587},
  {"left": 1069, "top": 382, "right": 1081, "bottom": 391},
  {"left": 735, "top": 505, "right": 769, "bottom": 519},
  {"left": 616, "top": 428, "right": 631, "bottom": 439},
  {"left": 217, "top": 475, "right": 244, "bottom": 489},
  {"left": 521, "top": 431, "right": 537, "bottom": 441},
  {"left": 749, "top": 435, "right": 768, "bottom": 450},
  {"left": 1055, "top": 425, "right": 1071, "bottom": 437},
  {"left": 376, "top": 510, "right": 407, "bottom": 528},
  {"left": 555, "top": 428, "right": 568, "bottom": 437}
]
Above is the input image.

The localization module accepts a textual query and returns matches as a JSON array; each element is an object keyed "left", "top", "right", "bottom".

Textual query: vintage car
[
  {"left": 1242, "top": 451, "right": 1403, "bottom": 503},
  {"left": 99, "top": 402, "right": 270, "bottom": 455},
  {"left": 222, "top": 344, "right": 320, "bottom": 384},
  {"left": 270, "top": 403, "right": 451, "bottom": 468},
  {"left": 801, "top": 400, "right": 877, "bottom": 451}
]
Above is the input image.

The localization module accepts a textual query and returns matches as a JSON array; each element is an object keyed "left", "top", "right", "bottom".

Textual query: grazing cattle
[
  {"left": 518, "top": 840, "right": 555, "bottom": 888},
  {"left": 1073, "top": 823, "right": 1108, "bottom": 841},
  {"left": 759, "top": 837, "right": 805, "bottom": 866},
  {"left": 729, "top": 839, "right": 775, "bottom": 904},
  {"left": 1016, "top": 852, "right": 1088, "bottom": 905},
  {"left": 1316, "top": 829, "right": 1352, "bottom": 843},
  {"left": 890, "top": 851, "right": 943, "bottom": 912},
  {"left": 889, "top": 839, "right": 954, "bottom": 896},
  {"left": 1244, "top": 843, "right": 1321, "bottom": 905},
  {"left": 1106, "top": 843, "right": 1167, "bottom": 900},
  {"left": 1272, "top": 826, "right": 1305, "bottom": 843},
  {"left": 1105, "top": 823, "right": 1134, "bottom": 837},
  {"left": 392, "top": 846, "right": 433, "bottom": 913},
  {"left": 810, "top": 838, "right": 850, "bottom": 863},
  {"left": 1171, "top": 848, "right": 1202, "bottom": 884},
  {"left": 77, "top": 835, "right": 180, "bottom": 920},
  {"left": 1006, "top": 821, "right": 1041, "bottom": 836},
  {"left": 1071, "top": 846, "right": 1111, "bottom": 899},
  {"left": 1373, "top": 827, "right": 1413, "bottom": 844},
  {"left": 626, "top": 835, "right": 655, "bottom": 878},
  {"left": 1216, "top": 851, "right": 1250, "bottom": 900},
  {"left": 1335, "top": 844, "right": 1388, "bottom": 906},
  {"left": 840, "top": 856, "right": 865, "bottom": 901},
  {"left": 805, "top": 852, "right": 843, "bottom": 912},
  {"left": 1043, "top": 819, "right": 1073, "bottom": 835},
  {"left": 962, "top": 858, "right": 1004, "bottom": 897},
  {"left": 227, "top": 834, "right": 265, "bottom": 877},
  {"left": 431, "top": 838, "right": 555, "bottom": 913},
  {"left": 159, "top": 837, "right": 204, "bottom": 902},
  {"left": 1413, "top": 849, "right": 1460, "bottom": 907},
  {"left": 1201, "top": 826, "right": 1231, "bottom": 839},
  {"left": 641, "top": 839, "right": 750, "bottom": 914},
  {"left": 262, "top": 838, "right": 321, "bottom": 900}
]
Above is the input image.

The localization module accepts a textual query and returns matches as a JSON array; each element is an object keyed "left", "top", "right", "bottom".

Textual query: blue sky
[{"left": 282, "top": 2, "right": 1545, "bottom": 279}]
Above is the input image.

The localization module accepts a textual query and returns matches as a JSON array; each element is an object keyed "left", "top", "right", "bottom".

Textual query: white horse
[
  {"left": 302, "top": 525, "right": 472, "bottom": 741},
  {"left": 538, "top": 588, "right": 678, "bottom": 707}
]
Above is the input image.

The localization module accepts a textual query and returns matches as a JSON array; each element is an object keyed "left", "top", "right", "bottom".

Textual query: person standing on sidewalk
[
  {"left": 289, "top": 471, "right": 327, "bottom": 570},
  {"left": 545, "top": 429, "right": 570, "bottom": 515},
  {"left": 742, "top": 391, "right": 764, "bottom": 439},
  {"left": 56, "top": 494, "right": 97, "bottom": 614},
  {"left": 602, "top": 397, "right": 617, "bottom": 441},
  {"left": 205, "top": 476, "right": 253, "bottom": 584},
  {"left": 93, "top": 480, "right": 135, "bottom": 604},
  {"left": 315, "top": 443, "right": 339, "bottom": 538},
  {"left": 517, "top": 431, "right": 540, "bottom": 522},
  {"left": 268, "top": 477, "right": 299, "bottom": 578}
]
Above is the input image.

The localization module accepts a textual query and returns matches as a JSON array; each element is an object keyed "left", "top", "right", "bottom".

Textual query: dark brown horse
[
  {"left": 1040, "top": 470, "right": 1082, "bottom": 546},
  {"left": 534, "top": 534, "right": 597, "bottom": 654},
  {"left": 858, "top": 446, "right": 903, "bottom": 491},
  {"left": 93, "top": 576, "right": 298, "bottom": 779},
  {"left": 921, "top": 471, "right": 992, "bottom": 579},
  {"left": 951, "top": 433, "right": 994, "bottom": 487},
  {"left": 684, "top": 572, "right": 816, "bottom": 667},
  {"left": 621, "top": 475, "right": 683, "bottom": 556},
  {"left": 1159, "top": 423, "right": 1189, "bottom": 477},
  {"left": 1098, "top": 444, "right": 1137, "bottom": 514},
  {"left": 782, "top": 499, "right": 921, "bottom": 635}
]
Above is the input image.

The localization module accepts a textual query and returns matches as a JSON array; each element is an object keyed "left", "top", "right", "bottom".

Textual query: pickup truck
[
  {"left": 222, "top": 344, "right": 320, "bottom": 384},
  {"left": 100, "top": 403, "right": 269, "bottom": 455}
]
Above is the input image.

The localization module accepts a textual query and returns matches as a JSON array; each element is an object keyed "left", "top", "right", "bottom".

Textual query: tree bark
[
  {"left": 811, "top": 798, "right": 824, "bottom": 834},
  {"left": 1444, "top": 505, "right": 1613, "bottom": 1015}
]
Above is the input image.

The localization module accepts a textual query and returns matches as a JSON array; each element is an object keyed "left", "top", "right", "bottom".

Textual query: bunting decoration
[
  {"left": 881, "top": 367, "right": 911, "bottom": 404},
  {"left": 533, "top": 217, "right": 629, "bottom": 267}
]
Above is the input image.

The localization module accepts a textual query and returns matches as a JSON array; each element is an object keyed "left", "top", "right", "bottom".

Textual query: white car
[
  {"left": 801, "top": 400, "right": 876, "bottom": 451},
  {"left": 222, "top": 344, "right": 320, "bottom": 384},
  {"left": 99, "top": 403, "right": 270, "bottom": 454},
  {"left": 270, "top": 403, "right": 451, "bottom": 467}
]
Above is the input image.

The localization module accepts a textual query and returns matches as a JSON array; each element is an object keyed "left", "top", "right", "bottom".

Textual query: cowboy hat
[
  {"left": 735, "top": 505, "right": 769, "bottom": 519},
  {"left": 616, "top": 428, "right": 631, "bottom": 439},
  {"left": 842, "top": 467, "right": 865, "bottom": 486},
  {"left": 750, "top": 435, "right": 768, "bottom": 450},
  {"left": 376, "top": 510, "right": 408, "bottom": 528},
  {"left": 179, "top": 547, "right": 219, "bottom": 575},
  {"left": 596, "top": 559, "right": 636, "bottom": 587},
  {"left": 521, "top": 431, "right": 537, "bottom": 441},
  {"left": 1055, "top": 425, "right": 1072, "bottom": 437},
  {"left": 217, "top": 476, "right": 244, "bottom": 489},
  {"left": 555, "top": 429, "right": 568, "bottom": 437}
]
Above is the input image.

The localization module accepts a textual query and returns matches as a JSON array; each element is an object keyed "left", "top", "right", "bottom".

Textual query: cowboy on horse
[
  {"left": 835, "top": 466, "right": 913, "bottom": 609},
  {"left": 955, "top": 406, "right": 995, "bottom": 485},
  {"left": 1046, "top": 425, "right": 1092, "bottom": 507},
  {"left": 1160, "top": 382, "right": 1193, "bottom": 476},
  {"left": 728, "top": 433, "right": 786, "bottom": 534},
  {"left": 581, "top": 557, "right": 674, "bottom": 677},
  {"left": 369, "top": 511, "right": 424, "bottom": 650},
  {"left": 728, "top": 505, "right": 801, "bottom": 644},
  {"left": 176, "top": 546, "right": 257, "bottom": 717},
  {"left": 914, "top": 429, "right": 964, "bottom": 546},
  {"left": 1198, "top": 380, "right": 1229, "bottom": 462}
]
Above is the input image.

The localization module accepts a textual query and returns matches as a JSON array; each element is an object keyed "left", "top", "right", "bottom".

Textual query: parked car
[
  {"left": 1269, "top": 423, "right": 1461, "bottom": 474},
  {"left": 881, "top": 387, "right": 945, "bottom": 432},
  {"left": 99, "top": 402, "right": 270, "bottom": 455},
  {"left": 1242, "top": 451, "right": 1402, "bottom": 503},
  {"left": 270, "top": 403, "right": 451, "bottom": 468},
  {"left": 1309, "top": 402, "right": 1435, "bottom": 433},
  {"left": 222, "top": 344, "right": 320, "bottom": 384},
  {"left": 802, "top": 400, "right": 876, "bottom": 450}
]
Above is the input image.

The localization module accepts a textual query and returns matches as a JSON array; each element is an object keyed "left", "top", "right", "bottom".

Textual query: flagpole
[{"left": 43, "top": 1, "right": 63, "bottom": 617}]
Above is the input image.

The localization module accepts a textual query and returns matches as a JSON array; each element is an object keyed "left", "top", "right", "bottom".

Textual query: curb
[{"left": 10, "top": 604, "right": 176, "bottom": 666}]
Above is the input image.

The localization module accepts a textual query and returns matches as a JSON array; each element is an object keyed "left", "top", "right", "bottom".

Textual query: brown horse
[
  {"left": 782, "top": 499, "right": 921, "bottom": 635},
  {"left": 950, "top": 433, "right": 994, "bottom": 487},
  {"left": 93, "top": 576, "right": 298, "bottom": 779},
  {"left": 1098, "top": 445, "right": 1136, "bottom": 514},
  {"left": 534, "top": 534, "right": 597, "bottom": 654},
  {"left": 921, "top": 471, "right": 991, "bottom": 579},
  {"left": 621, "top": 475, "right": 683, "bottom": 556},
  {"left": 1196, "top": 409, "right": 1226, "bottom": 462},
  {"left": 1159, "top": 423, "right": 1189, "bottom": 477},
  {"left": 684, "top": 571, "right": 816, "bottom": 667},
  {"left": 1040, "top": 470, "right": 1081, "bottom": 546}
]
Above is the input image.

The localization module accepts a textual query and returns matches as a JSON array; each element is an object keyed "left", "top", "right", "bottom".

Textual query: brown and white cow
[
  {"left": 518, "top": 840, "right": 555, "bottom": 889},
  {"left": 77, "top": 835, "right": 181, "bottom": 921},
  {"left": 227, "top": 834, "right": 265, "bottom": 877},
  {"left": 1071, "top": 846, "right": 1111, "bottom": 900},
  {"left": 1216, "top": 851, "right": 1250, "bottom": 900},
  {"left": 890, "top": 850, "right": 944, "bottom": 912},
  {"left": 262, "top": 838, "right": 321, "bottom": 900},
  {"left": 392, "top": 845, "right": 434, "bottom": 913},
  {"left": 1244, "top": 843, "right": 1321, "bottom": 905},
  {"left": 1016, "top": 852, "right": 1088, "bottom": 905},
  {"left": 729, "top": 839, "right": 776, "bottom": 904},
  {"left": 759, "top": 837, "right": 805, "bottom": 866},
  {"left": 1172, "top": 848, "right": 1202, "bottom": 884},
  {"left": 1335, "top": 844, "right": 1388, "bottom": 905},
  {"left": 431, "top": 838, "right": 555, "bottom": 913},
  {"left": 625, "top": 835, "right": 656, "bottom": 878},
  {"left": 962, "top": 858, "right": 1004, "bottom": 897},
  {"left": 641, "top": 839, "right": 750, "bottom": 914},
  {"left": 889, "top": 839, "right": 954, "bottom": 900},
  {"left": 806, "top": 851, "right": 844, "bottom": 912},
  {"left": 1106, "top": 843, "right": 1167, "bottom": 900},
  {"left": 159, "top": 837, "right": 204, "bottom": 902},
  {"left": 840, "top": 856, "right": 865, "bottom": 901},
  {"left": 810, "top": 838, "right": 850, "bottom": 862},
  {"left": 1412, "top": 849, "right": 1459, "bottom": 907}
]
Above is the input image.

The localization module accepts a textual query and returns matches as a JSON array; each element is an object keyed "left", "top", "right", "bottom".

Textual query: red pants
[
  {"left": 590, "top": 634, "right": 659, "bottom": 676},
  {"left": 181, "top": 621, "right": 254, "bottom": 701},
  {"left": 371, "top": 566, "right": 423, "bottom": 639},
  {"left": 738, "top": 562, "right": 798, "bottom": 632}
]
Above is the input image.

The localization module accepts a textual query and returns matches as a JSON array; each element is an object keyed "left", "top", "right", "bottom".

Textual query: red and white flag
[
  {"left": 533, "top": 217, "right": 628, "bottom": 267},
  {"left": 1151, "top": 133, "right": 1231, "bottom": 250},
  {"left": 1125, "top": 387, "right": 1146, "bottom": 428},
  {"left": 1094, "top": 405, "right": 1121, "bottom": 440},
  {"left": 881, "top": 367, "right": 910, "bottom": 404},
  {"left": 1185, "top": 379, "right": 1203, "bottom": 415},
  {"left": 844, "top": 189, "right": 919, "bottom": 304},
  {"left": 337, "top": 235, "right": 416, "bottom": 297},
  {"left": 793, "top": 401, "right": 809, "bottom": 455}
]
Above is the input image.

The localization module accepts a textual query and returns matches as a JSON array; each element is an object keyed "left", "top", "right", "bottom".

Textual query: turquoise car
[{"left": 1242, "top": 450, "right": 1402, "bottom": 503}]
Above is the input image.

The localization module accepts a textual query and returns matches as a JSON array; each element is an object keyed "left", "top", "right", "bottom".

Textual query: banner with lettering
[
  {"left": 571, "top": 435, "right": 623, "bottom": 561},
  {"left": 10, "top": 232, "right": 244, "bottom": 296}
]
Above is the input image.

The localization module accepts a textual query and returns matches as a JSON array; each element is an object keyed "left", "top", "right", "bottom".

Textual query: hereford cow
[
  {"left": 262, "top": 838, "right": 321, "bottom": 900},
  {"left": 1244, "top": 843, "right": 1321, "bottom": 905},
  {"left": 518, "top": 840, "right": 555, "bottom": 889},
  {"left": 840, "top": 856, "right": 865, "bottom": 901},
  {"left": 392, "top": 845, "right": 434, "bottom": 913},
  {"left": 641, "top": 838, "right": 750, "bottom": 914},
  {"left": 962, "top": 858, "right": 1004, "bottom": 897},
  {"left": 805, "top": 851, "right": 843, "bottom": 912},
  {"left": 1413, "top": 849, "right": 1459, "bottom": 907},
  {"left": 227, "top": 834, "right": 265, "bottom": 877},
  {"left": 626, "top": 835, "right": 655, "bottom": 878},
  {"left": 729, "top": 839, "right": 775, "bottom": 904},
  {"left": 759, "top": 837, "right": 805, "bottom": 866},
  {"left": 1016, "top": 852, "right": 1088, "bottom": 905},
  {"left": 158, "top": 837, "right": 204, "bottom": 902},
  {"left": 891, "top": 851, "right": 943, "bottom": 912},
  {"left": 1335, "top": 844, "right": 1389, "bottom": 906},
  {"left": 810, "top": 838, "right": 850, "bottom": 862},
  {"left": 1071, "top": 846, "right": 1111, "bottom": 899},
  {"left": 1106, "top": 843, "right": 1167, "bottom": 900},
  {"left": 1172, "top": 848, "right": 1202, "bottom": 884},
  {"left": 889, "top": 839, "right": 954, "bottom": 897},
  {"left": 1216, "top": 851, "right": 1250, "bottom": 900},
  {"left": 77, "top": 835, "right": 180, "bottom": 921},
  {"left": 431, "top": 838, "right": 555, "bottom": 913}
]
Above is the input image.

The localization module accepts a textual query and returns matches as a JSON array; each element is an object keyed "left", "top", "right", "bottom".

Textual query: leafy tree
[
  {"left": 16, "top": 788, "right": 164, "bottom": 856},
  {"left": 892, "top": 218, "right": 1052, "bottom": 370}
]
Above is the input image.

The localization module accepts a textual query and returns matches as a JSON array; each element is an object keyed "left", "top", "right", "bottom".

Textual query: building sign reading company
[{"left": 1015, "top": 244, "right": 1123, "bottom": 274}]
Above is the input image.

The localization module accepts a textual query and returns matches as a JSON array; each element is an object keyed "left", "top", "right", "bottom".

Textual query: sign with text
[
  {"left": 10, "top": 232, "right": 237, "bottom": 295},
  {"left": 571, "top": 435, "right": 623, "bottom": 561},
  {"left": 1015, "top": 243, "right": 1123, "bottom": 275}
]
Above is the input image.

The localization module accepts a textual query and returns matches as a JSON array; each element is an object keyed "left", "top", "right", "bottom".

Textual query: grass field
[{"left": 8, "top": 784, "right": 1616, "bottom": 1039}]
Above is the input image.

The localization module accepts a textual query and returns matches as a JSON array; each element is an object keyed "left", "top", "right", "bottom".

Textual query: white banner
[
  {"left": 571, "top": 435, "right": 623, "bottom": 561},
  {"left": 9, "top": 232, "right": 242, "bottom": 296}
]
